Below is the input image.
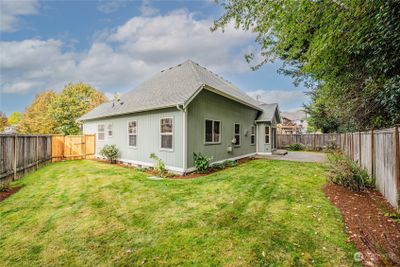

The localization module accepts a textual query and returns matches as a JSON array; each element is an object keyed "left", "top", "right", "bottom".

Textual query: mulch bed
[
  {"left": 95, "top": 157, "right": 257, "bottom": 179},
  {"left": 324, "top": 183, "right": 400, "bottom": 266},
  {"left": 0, "top": 186, "right": 22, "bottom": 202}
]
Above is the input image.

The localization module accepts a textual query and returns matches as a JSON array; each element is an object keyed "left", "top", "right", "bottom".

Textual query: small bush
[
  {"left": 328, "top": 151, "right": 374, "bottom": 191},
  {"left": 150, "top": 153, "right": 166, "bottom": 177},
  {"left": 193, "top": 152, "right": 213, "bottom": 173},
  {"left": 326, "top": 140, "right": 337, "bottom": 151},
  {"left": 100, "top": 144, "right": 120, "bottom": 163},
  {"left": 0, "top": 181, "right": 11, "bottom": 192},
  {"left": 211, "top": 162, "right": 225, "bottom": 170},
  {"left": 288, "top": 143, "right": 304, "bottom": 151},
  {"left": 222, "top": 160, "right": 237, "bottom": 167}
]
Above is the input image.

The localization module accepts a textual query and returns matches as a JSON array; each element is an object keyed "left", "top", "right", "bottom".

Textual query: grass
[{"left": 0, "top": 160, "right": 357, "bottom": 266}]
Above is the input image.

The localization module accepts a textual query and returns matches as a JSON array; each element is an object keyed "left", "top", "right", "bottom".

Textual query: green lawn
[{"left": 0, "top": 160, "right": 357, "bottom": 266}]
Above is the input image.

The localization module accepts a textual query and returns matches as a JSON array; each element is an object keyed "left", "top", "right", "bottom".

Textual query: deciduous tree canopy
[
  {"left": 48, "top": 82, "right": 107, "bottom": 135},
  {"left": 0, "top": 112, "right": 9, "bottom": 132},
  {"left": 213, "top": 0, "right": 400, "bottom": 132},
  {"left": 19, "top": 91, "right": 57, "bottom": 134},
  {"left": 7, "top": 112, "right": 22, "bottom": 125}
]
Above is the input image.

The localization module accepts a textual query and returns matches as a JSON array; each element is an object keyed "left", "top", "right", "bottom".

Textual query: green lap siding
[
  {"left": 82, "top": 107, "right": 184, "bottom": 170},
  {"left": 187, "top": 90, "right": 258, "bottom": 168}
]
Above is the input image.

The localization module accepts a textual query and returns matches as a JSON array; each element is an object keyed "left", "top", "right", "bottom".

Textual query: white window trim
[
  {"left": 160, "top": 117, "right": 174, "bottom": 151},
  {"left": 250, "top": 125, "right": 256, "bottom": 145},
  {"left": 107, "top": 123, "right": 113, "bottom": 139},
  {"left": 265, "top": 126, "right": 271, "bottom": 144},
  {"left": 234, "top": 123, "right": 241, "bottom": 147},
  {"left": 127, "top": 120, "right": 137, "bottom": 148},
  {"left": 204, "top": 119, "right": 221, "bottom": 144},
  {"left": 97, "top": 124, "right": 105, "bottom": 141}
]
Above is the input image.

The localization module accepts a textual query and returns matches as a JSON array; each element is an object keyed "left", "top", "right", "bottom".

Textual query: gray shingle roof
[
  {"left": 79, "top": 60, "right": 268, "bottom": 121},
  {"left": 256, "top": 103, "right": 280, "bottom": 123}
]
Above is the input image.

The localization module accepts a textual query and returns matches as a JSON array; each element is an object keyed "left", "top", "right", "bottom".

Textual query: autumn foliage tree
[
  {"left": 0, "top": 112, "right": 9, "bottom": 132},
  {"left": 18, "top": 91, "right": 57, "bottom": 134},
  {"left": 48, "top": 82, "right": 107, "bottom": 135},
  {"left": 7, "top": 112, "right": 22, "bottom": 125}
]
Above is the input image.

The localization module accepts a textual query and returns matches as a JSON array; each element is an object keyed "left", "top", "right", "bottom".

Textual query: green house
[{"left": 79, "top": 60, "right": 280, "bottom": 174}]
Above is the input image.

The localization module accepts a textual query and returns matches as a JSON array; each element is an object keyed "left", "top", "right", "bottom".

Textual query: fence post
[
  {"left": 394, "top": 127, "right": 400, "bottom": 210},
  {"left": 313, "top": 133, "right": 316, "bottom": 150},
  {"left": 83, "top": 135, "right": 87, "bottom": 159},
  {"left": 359, "top": 131, "right": 362, "bottom": 167},
  {"left": 13, "top": 135, "right": 17, "bottom": 180},
  {"left": 36, "top": 136, "right": 39, "bottom": 169},
  {"left": 352, "top": 132, "right": 355, "bottom": 161},
  {"left": 371, "top": 129, "right": 375, "bottom": 180}
]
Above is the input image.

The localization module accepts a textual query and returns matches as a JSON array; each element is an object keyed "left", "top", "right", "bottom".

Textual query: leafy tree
[
  {"left": 213, "top": 0, "right": 400, "bottom": 131},
  {"left": 19, "top": 91, "right": 57, "bottom": 134},
  {"left": 0, "top": 112, "right": 9, "bottom": 132},
  {"left": 7, "top": 112, "right": 22, "bottom": 125},
  {"left": 49, "top": 82, "right": 107, "bottom": 135}
]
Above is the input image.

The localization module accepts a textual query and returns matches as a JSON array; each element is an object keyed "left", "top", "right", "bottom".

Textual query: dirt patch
[
  {"left": 324, "top": 183, "right": 400, "bottom": 266},
  {"left": 0, "top": 186, "right": 22, "bottom": 202}
]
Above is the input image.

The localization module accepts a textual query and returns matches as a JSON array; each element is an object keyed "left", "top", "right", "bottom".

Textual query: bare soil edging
[
  {"left": 0, "top": 186, "right": 22, "bottom": 202},
  {"left": 323, "top": 183, "right": 400, "bottom": 266}
]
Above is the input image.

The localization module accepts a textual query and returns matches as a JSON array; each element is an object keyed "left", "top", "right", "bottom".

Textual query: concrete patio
[{"left": 256, "top": 151, "right": 328, "bottom": 163}]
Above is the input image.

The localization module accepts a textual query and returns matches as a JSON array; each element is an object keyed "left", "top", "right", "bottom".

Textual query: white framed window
[
  {"left": 234, "top": 123, "right": 240, "bottom": 146},
  {"left": 97, "top": 124, "right": 105, "bottom": 141},
  {"left": 107, "top": 123, "right": 113, "bottom": 138},
  {"left": 205, "top": 119, "right": 221, "bottom": 144},
  {"left": 265, "top": 126, "right": 270, "bottom": 144},
  {"left": 250, "top": 125, "right": 256, "bottom": 145},
  {"left": 128, "top": 121, "right": 137, "bottom": 147},
  {"left": 160, "top": 118, "right": 173, "bottom": 150}
]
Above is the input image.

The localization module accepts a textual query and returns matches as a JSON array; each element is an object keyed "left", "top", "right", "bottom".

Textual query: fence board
[
  {"left": 278, "top": 128, "right": 400, "bottom": 210},
  {"left": 0, "top": 134, "right": 52, "bottom": 185}
]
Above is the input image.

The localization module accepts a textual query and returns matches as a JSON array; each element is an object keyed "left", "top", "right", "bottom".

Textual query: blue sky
[{"left": 0, "top": 0, "right": 309, "bottom": 116}]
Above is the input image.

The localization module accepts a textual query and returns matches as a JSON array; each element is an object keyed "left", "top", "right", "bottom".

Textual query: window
[
  {"left": 234, "top": 123, "right": 240, "bottom": 146},
  {"left": 265, "top": 126, "right": 270, "bottom": 144},
  {"left": 97, "top": 124, "right": 105, "bottom": 141},
  {"left": 205, "top": 119, "right": 221, "bottom": 143},
  {"left": 160, "top": 118, "right": 173, "bottom": 150},
  {"left": 128, "top": 121, "right": 137, "bottom": 147},
  {"left": 107, "top": 123, "right": 113, "bottom": 138},
  {"left": 251, "top": 125, "right": 255, "bottom": 145}
]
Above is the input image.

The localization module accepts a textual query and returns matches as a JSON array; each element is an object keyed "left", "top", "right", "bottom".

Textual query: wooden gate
[{"left": 52, "top": 135, "right": 96, "bottom": 162}]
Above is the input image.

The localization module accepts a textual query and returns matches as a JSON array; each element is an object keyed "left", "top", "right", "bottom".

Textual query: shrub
[
  {"left": 0, "top": 181, "right": 10, "bottom": 192},
  {"left": 222, "top": 159, "right": 237, "bottom": 167},
  {"left": 100, "top": 144, "right": 120, "bottom": 163},
  {"left": 193, "top": 152, "right": 213, "bottom": 173},
  {"left": 150, "top": 153, "right": 166, "bottom": 177},
  {"left": 328, "top": 151, "right": 374, "bottom": 191},
  {"left": 326, "top": 140, "right": 337, "bottom": 151},
  {"left": 211, "top": 162, "right": 225, "bottom": 170},
  {"left": 288, "top": 143, "right": 304, "bottom": 151}
]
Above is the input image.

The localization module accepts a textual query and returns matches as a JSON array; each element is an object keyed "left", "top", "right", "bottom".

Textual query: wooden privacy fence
[
  {"left": 277, "top": 133, "right": 336, "bottom": 150},
  {"left": 0, "top": 135, "right": 52, "bottom": 184},
  {"left": 278, "top": 128, "right": 400, "bottom": 209},
  {"left": 52, "top": 134, "right": 96, "bottom": 162},
  {"left": 0, "top": 134, "right": 96, "bottom": 185}
]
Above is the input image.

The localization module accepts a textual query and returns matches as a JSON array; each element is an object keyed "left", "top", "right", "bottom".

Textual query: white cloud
[
  {"left": 97, "top": 0, "right": 127, "bottom": 14},
  {"left": 247, "top": 89, "right": 309, "bottom": 112},
  {"left": 1, "top": 9, "right": 256, "bottom": 95},
  {"left": 138, "top": 0, "right": 159, "bottom": 16},
  {"left": 0, "top": 0, "right": 39, "bottom": 32}
]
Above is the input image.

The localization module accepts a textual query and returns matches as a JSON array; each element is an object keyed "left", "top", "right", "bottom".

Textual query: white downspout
[{"left": 176, "top": 104, "right": 187, "bottom": 173}]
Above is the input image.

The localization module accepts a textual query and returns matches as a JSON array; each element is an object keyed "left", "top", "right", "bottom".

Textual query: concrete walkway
[{"left": 256, "top": 151, "right": 328, "bottom": 163}]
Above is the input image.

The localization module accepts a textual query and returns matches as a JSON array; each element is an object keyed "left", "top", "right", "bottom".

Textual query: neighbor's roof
[
  {"left": 79, "top": 60, "right": 263, "bottom": 121},
  {"left": 256, "top": 103, "right": 280, "bottom": 123}
]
